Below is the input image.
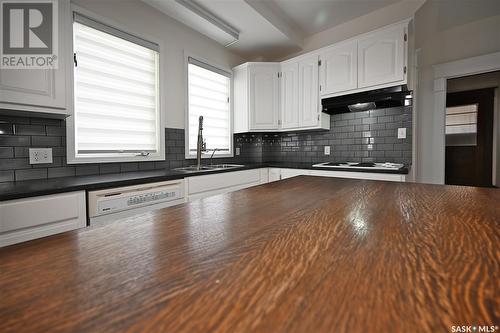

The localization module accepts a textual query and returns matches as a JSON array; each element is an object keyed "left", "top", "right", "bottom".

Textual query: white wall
[
  {"left": 72, "top": 0, "right": 246, "bottom": 129},
  {"left": 278, "top": 0, "right": 425, "bottom": 61},
  {"left": 414, "top": 0, "right": 500, "bottom": 184},
  {"left": 446, "top": 71, "right": 500, "bottom": 186}
]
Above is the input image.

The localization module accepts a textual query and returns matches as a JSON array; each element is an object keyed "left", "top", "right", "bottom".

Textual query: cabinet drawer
[{"left": 0, "top": 191, "right": 86, "bottom": 247}]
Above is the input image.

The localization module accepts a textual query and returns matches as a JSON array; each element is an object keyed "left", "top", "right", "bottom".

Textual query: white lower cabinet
[
  {"left": 270, "top": 168, "right": 406, "bottom": 182},
  {"left": 280, "top": 168, "right": 310, "bottom": 179},
  {"left": 309, "top": 169, "right": 406, "bottom": 182},
  {"left": 268, "top": 167, "right": 310, "bottom": 182},
  {"left": 268, "top": 168, "right": 282, "bottom": 182},
  {"left": 0, "top": 191, "right": 87, "bottom": 247},
  {"left": 186, "top": 169, "right": 268, "bottom": 201}
]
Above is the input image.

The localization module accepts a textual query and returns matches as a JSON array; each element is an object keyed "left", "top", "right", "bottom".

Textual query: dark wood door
[{"left": 445, "top": 88, "right": 494, "bottom": 187}]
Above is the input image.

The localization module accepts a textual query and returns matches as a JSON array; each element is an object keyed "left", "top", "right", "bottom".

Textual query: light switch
[
  {"left": 397, "top": 128, "right": 407, "bottom": 139},
  {"left": 324, "top": 146, "right": 331, "bottom": 155}
]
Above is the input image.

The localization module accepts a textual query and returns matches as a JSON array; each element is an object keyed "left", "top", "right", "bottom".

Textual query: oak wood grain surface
[{"left": 0, "top": 176, "right": 499, "bottom": 333}]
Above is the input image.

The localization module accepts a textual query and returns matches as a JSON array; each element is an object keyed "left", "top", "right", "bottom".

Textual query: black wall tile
[
  {"left": 15, "top": 124, "right": 46, "bottom": 136},
  {"left": 46, "top": 126, "right": 66, "bottom": 136},
  {"left": 0, "top": 158, "right": 30, "bottom": 170},
  {"left": 99, "top": 164, "right": 120, "bottom": 174},
  {"left": 48, "top": 167, "right": 76, "bottom": 178},
  {"left": 15, "top": 168, "right": 47, "bottom": 181},
  {"left": 0, "top": 170, "right": 14, "bottom": 182},
  {"left": 75, "top": 165, "right": 100, "bottom": 176},
  {"left": 0, "top": 107, "right": 412, "bottom": 183},
  {"left": 31, "top": 136, "right": 61, "bottom": 147},
  {"left": 0, "top": 123, "right": 14, "bottom": 135},
  {"left": 120, "top": 163, "right": 139, "bottom": 173},
  {"left": 0, "top": 147, "right": 14, "bottom": 158},
  {"left": 14, "top": 147, "right": 29, "bottom": 158},
  {"left": 0, "top": 135, "right": 30, "bottom": 146}
]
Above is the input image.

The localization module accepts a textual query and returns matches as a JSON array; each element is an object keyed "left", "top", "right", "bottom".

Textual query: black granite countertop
[{"left": 0, "top": 162, "right": 409, "bottom": 201}]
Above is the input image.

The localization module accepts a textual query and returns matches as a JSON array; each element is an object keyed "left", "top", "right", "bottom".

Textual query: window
[
  {"left": 187, "top": 57, "right": 232, "bottom": 158},
  {"left": 445, "top": 104, "right": 478, "bottom": 146},
  {"left": 68, "top": 13, "right": 163, "bottom": 163}
]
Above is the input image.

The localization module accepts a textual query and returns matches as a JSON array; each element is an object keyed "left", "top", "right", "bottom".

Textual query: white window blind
[
  {"left": 445, "top": 104, "right": 478, "bottom": 146},
  {"left": 73, "top": 16, "right": 160, "bottom": 158},
  {"left": 187, "top": 57, "right": 231, "bottom": 157}
]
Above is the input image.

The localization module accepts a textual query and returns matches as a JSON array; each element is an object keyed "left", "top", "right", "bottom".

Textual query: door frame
[{"left": 433, "top": 51, "right": 500, "bottom": 185}]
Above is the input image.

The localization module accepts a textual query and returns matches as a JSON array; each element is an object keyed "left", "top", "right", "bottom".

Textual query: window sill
[{"left": 66, "top": 154, "right": 165, "bottom": 164}]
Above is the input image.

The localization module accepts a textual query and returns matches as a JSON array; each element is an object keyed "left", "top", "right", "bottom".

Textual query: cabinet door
[
  {"left": 0, "top": 191, "right": 86, "bottom": 247},
  {"left": 268, "top": 168, "right": 281, "bottom": 182},
  {"left": 319, "top": 41, "right": 357, "bottom": 95},
  {"left": 187, "top": 169, "right": 264, "bottom": 201},
  {"left": 298, "top": 55, "right": 319, "bottom": 127},
  {"left": 280, "top": 168, "right": 310, "bottom": 179},
  {"left": 249, "top": 64, "right": 279, "bottom": 130},
  {"left": 0, "top": 0, "right": 68, "bottom": 111},
  {"left": 358, "top": 24, "right": 405, "bottom": 89},
  {"left": 280, "top": 62, "right": 299, "bottom": 129}
]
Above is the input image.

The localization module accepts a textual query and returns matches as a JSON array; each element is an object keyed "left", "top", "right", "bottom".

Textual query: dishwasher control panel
[
  {"left": 126, "top": 190, "right": 178, "bottom": 207},
  {"left": 88, "top": 180, "right": 185, "bottom": 218}
]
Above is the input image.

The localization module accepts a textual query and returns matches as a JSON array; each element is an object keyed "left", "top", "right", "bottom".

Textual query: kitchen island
[{"left": 0, "top": 176, "right": 498, "bottom": 332}]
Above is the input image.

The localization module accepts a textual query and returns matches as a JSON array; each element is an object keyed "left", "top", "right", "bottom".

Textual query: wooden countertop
[{"left": 1, "top": 176, "right": 498, "bottom": 333}]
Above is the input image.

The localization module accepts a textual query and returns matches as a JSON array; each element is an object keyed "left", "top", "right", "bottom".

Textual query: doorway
[{"left": 445, "top": 88, "right": 495, "bottom": 187}]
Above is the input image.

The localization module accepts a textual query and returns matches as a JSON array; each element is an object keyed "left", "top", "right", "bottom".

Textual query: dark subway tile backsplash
[
  {"left": 261, "top": 106, "right": 412, "bottom": 165},
  {"left": 0, "top": 106, "right": 412, "bottom": 183},
  {"left": 0, "top": 114, "right": 258, "bottom": 182}
]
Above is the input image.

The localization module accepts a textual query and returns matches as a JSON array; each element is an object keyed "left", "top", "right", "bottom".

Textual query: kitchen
[{"left": 0, "top": 0, "right": 499, "bottom": 332}]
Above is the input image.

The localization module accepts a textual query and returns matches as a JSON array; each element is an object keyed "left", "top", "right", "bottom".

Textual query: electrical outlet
[
  {"left": 397, "top": 128, "right": 407, "bottom": 139},
  {"left": 29, "top": 148, "right": 53, "bottom": 164},
  {"left": 235, "top": 147, "right": 240, "bottom": 156},
  {"left": 324, "top": 146, "right": 331, "bottom": 155}
]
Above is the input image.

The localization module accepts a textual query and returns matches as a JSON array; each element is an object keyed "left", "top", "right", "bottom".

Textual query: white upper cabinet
[
  {"left": 0, "top": 0, "right": 69, "bottom": 117},
  {"left": 249, "top": 63, "right": 280, "bottom": 130},
  {"left": 233, "top": 63, "right": 280, "bottom": 133},
  {"left": 233, "top": 21, "right": 408, "bottom": 133},
  {"left": 248, "top": 64, "right": 279, "bottom": 130},
  {"left": 357, "top": 23, "right": 406, "bottom": 89},
  {"left": 298, "top": 54, "right": 320, "bottom": 128},
  {"left": 319, "top": 40, "right": 358, "bottom": 96},
  {"left": 280, "top": 61, "right": 299, "bottom": 129}
]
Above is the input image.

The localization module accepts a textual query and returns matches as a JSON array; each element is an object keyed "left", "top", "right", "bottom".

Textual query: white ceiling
[
  {"left": 142, "top": 0, "right": 406, "bottom": 60},
  {"left": 266, "top": 0, "right": 401, "bottom": 35}
]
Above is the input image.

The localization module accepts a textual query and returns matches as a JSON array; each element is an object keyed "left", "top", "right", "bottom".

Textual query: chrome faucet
[
  {"left": 209, "top": 148, "right": 219, "bottom": 165},
  {"left": 196, "top": 116, "right": 206, "bottom": 170}
]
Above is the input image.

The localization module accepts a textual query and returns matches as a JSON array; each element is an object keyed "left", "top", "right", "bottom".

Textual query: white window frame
[
  {"left": 184, "top": 52, "right": 233, "bottom": 159},
  {"left": 66, "top": 6, "right": 165, "bottom": 164}
]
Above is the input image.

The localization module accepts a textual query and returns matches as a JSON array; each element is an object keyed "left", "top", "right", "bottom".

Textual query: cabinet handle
[{"left": 73, "top": 53, "right": 78, "bottom": 67}]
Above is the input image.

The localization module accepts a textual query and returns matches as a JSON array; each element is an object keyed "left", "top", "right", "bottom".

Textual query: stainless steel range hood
[{"left": 321, "top": 85, "right": 412, "bottom": 115}]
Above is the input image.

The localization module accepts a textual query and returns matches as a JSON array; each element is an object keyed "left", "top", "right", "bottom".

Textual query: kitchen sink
[
  {"left": 173, "top": 164, "right": 244, "bottom": 173},
  {"left": 209, "top": 164, "right": 244, "bottom": 169}
]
